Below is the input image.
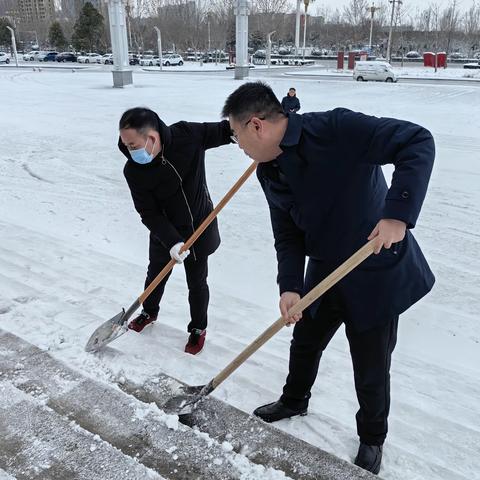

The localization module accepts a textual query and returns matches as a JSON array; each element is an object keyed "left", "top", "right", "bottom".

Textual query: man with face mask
[
  {"left": 222, "top": 82, "right": 435, "bottom": 475},
  {"left": 118, "top": 107, "right": 232, "bottom": 354}
]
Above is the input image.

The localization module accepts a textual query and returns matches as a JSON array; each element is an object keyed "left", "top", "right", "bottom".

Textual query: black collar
[{"left": 279, "top": 113, "right": 302, "bottom": 148}]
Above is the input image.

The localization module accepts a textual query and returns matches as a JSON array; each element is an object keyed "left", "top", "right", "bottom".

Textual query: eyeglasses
[{"left": 230, "top": 116, "right": 265, "bottom": 144}]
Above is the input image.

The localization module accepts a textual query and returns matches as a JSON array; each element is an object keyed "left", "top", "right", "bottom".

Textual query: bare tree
[
  {"left": 441, "top": 0, "right": 460, "bottom": 53},
  {"left": 463, "top": 1, "right": 480, "bottom": 54},
  {"left": 254, "top": 0, "right": 289, "bottom": 14},
  {"left": 343, "top": 0, "right": 369, "bottom": 44}
]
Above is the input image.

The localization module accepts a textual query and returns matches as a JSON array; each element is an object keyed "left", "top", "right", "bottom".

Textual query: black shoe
[
  {"left": 253, "top": 400, "right": 307, "bottom": 423},
  {"left": 354, "top": 443, "right": 383, "bottom": 475}
]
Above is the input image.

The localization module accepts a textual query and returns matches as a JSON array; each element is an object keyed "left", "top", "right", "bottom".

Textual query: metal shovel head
[
  {"left": 85, "top": 309, "right": 128, "bottom": 353},
  {"left": 163, "top": 381, "right": 214, "bottom": 416}
]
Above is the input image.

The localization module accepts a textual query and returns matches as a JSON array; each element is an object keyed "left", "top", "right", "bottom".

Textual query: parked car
[
  {"left": 128, "top": 54, "right": 139, "bottom": 65},
  {"left": 0, "top": 52, "right": 10, "bottom": 64},
  {"left": 100, "top": 53, "right": 113, "bottom": 64},
  {"left": 139, "top": 55, "right": 159, "bottom": 66},
  {"left": 160, "top": 54, "right": 184, "bottom": 66},
  {"left": 77, "top": 53, "right": 102, "bottom": 63},
  {"left": 23, "top": 50, "right": 40, "bottom": 61},
  {"left": 186, "top": 51, "right": 203, "bottom": 61},
  {"left": 253, "top": 49, "right": 266, "bottom": 59},
  {"left": 56, "top": 52, "right": 77, "bottom": 62},
  {"left": 449, "top": 52, "right": 466, "bottom": 60},
  {"left": 202, "top": 51, "right": 227, "bottom": 63},
  {"left": 353, "top": 61, "right": 397, "bottom": 82},
  {"left": 278, "top": 47, "right": 290, "bottom": 55},
  {"left": 463, "top": 61, "right": 480, "bottom": 69},
  {"left": 405, "top": 50, "right": 421, "bottom": 58},
  {"left": 38, "top": 51, "right": 58, "bottom": 61}
]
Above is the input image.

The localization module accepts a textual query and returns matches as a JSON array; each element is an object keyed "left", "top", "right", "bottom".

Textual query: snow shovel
[
  {"left": 165, "top": 239, "right": 376, "bottom": 416},
  {"left": 85, "top": 162, "right": 257, "bottom": 353}
]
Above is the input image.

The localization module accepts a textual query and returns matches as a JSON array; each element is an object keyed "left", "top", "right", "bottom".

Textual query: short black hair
[
  {"left": 221, "top": 81, "right": 284, "bottom": 123},
  {"left": 119, "top": 107, "right": 158, "bottom": 133},
  {"left": 289, "top": 87, "right": 296, "bottom": 91}
]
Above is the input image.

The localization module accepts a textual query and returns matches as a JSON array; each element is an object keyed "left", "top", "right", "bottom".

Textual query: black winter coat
[
  {"left": 120, "top": 115, "right": 232, "bottom": 258},
  {"left": 281, "top": 94, "right": 301, "bottom": 113},
  {"left": 257, "top": 109, "right": 436, "bottom": 332}
]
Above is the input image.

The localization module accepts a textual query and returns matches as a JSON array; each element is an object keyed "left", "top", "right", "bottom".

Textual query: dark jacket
[
  {"left": 257, "top": 109, "right": 435, "bottom": 332},
  {"left": 281, "top": 94, "right": 300, "bottom": 114},
  {"left": 120, "top": 116, "right": 232, "bottom": 258}
]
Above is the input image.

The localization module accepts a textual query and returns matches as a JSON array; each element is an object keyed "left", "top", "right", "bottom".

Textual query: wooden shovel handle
[
  {"left": 211, "top": 239, "right": 376, "bottom": 389},
  {"left": 139, "top": 162, "right": 257, "bottom": 305}
]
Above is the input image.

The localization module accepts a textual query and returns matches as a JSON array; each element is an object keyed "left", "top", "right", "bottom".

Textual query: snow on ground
[
  {"left": 286, "top": 65, "right": 480, "bottom": 80},
  {"left": 0, "top": 68, "right": 479, "bottom": 479},
  {"left": 0, "top": 470, "right": 15, "bottom": 480}
]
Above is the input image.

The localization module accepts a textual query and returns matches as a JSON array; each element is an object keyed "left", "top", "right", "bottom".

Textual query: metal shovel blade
[
  {"left": 85, "top": 309, "right": 128, "bottom": 353},
  {"left": 163, "top": 381, "right": 214, "bottom": 416}
]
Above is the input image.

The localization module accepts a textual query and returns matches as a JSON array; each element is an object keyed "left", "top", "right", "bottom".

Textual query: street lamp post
[
  {"left": 125, "top": 1, "right": 133, "bottom": 50},
  {"left": 302, "top": 0, "right": 313, "bottom": 60},
  {"left": 295, "top": 0, "right": 301, "bottom": 56},
  {"left": 154, "top": 26, "right": 162, "bottom": 71},
  {"left": 207, "top": 13, "right": 211, "bottom": 52},
  {"left": 267, "top": 30, "right": 275, "bottom": 68},
  {"left": 6, "top": 26, "right": 19, "bottom": 67},
  {"left": 234, "top": 0, "right": 249, "bottom": 80},
  {"left": 368, "top": 3, "right": 379, "bottom": 51},
  {"left": 386, "top": 0, "right": 402, "bottom": 62},
  {"left": 106, "top": 0, "right": 132, "bottom": 87}
]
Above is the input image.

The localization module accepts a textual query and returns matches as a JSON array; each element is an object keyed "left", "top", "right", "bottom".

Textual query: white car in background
[
  {"left": 23, "top": 51, "right": 41, "bottom": 61},
  {"left": 0, "top": 52, "right": 10, "bottom": 64},
  {"left": 353, "top": 61, "right": 397, "bottom": 82},
  {"left": 160, "top": 54, "right": 184, "bottom": 66},
  {"left": 100, "top": 53, "right": 113, "bottom": 64},
  {"left": 140, "top": 55, "right": 159, "bottom": 66},
  {"left": 77, "top": 53, "right": 102, "bottom": 64}
]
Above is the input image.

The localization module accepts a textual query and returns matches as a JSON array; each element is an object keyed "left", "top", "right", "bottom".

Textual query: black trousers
[
  {"left": 280, "top": 267, "right": 398, "bottom": 446},
  {"left": 142, "top": 239, "right": 209, "bottom": 332}
]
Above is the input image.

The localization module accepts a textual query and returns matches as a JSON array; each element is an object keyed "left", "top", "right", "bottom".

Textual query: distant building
[{"left": 16, "top": 0, "right": 55, "bottom": 23}]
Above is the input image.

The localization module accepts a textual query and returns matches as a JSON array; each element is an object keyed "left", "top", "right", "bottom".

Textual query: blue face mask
[{"left": 130, "top": 137, "right": 156, "bottom": 164}]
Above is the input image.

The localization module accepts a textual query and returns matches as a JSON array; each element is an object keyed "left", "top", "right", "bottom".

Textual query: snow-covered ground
[
  {"left": 286, "top": 65, "right": 480, "bottom": 80},
  {"left": 0, "top": 68, "right": 479, "bottom": 479}
]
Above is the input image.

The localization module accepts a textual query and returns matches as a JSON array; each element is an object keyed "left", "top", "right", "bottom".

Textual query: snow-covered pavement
[{"left": 0, "top": 68, "right": 479, "bottom": 479}]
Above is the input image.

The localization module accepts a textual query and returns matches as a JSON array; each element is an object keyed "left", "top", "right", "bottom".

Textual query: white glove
[{"left": 169, "top": 242, "right": 190, "bottom": 264}]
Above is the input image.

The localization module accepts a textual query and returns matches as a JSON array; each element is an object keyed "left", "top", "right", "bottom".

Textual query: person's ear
[{"left": 251, "top": 117, "right": 263, "bottom": 133}]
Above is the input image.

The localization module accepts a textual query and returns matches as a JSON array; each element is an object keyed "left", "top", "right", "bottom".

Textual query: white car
[
  {"left": 100, "top": 53, "right": 113, "bottom": 65},
  {"left": 353, "top": 61, "right": 397, "bottom": 82},
  {"left": 140, "top": 55, "right": 159, "bottom": 66},
  {"left": 23, "top": 50, "right": 40, "bottom": 61},
  {"left": 0, "top": 52, "right": 10, "bottom": 64},
  {"left": 161, "top": 54, "right": 184, "bottom": 66},
  {"left": 77, "top": 53, "right": 102, "bottom": 63}
]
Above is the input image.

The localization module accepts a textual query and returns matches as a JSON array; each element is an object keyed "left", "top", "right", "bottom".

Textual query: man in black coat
[
  {"left": 118, "top": 107, "right": 232, "bottom": 355},
  {"left": 281, "top": 87, "right": 301, "bottom": 114},
  {"left": 222, "top": 82, "right": 435, "bottom": 474}
]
